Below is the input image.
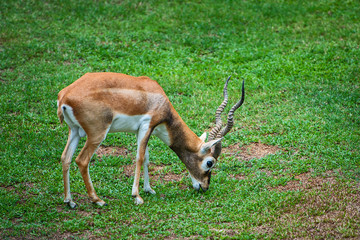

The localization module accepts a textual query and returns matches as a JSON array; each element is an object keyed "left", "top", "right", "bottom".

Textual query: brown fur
[{"left": 58, "top": 72, "right": 216, "bottom": 206}]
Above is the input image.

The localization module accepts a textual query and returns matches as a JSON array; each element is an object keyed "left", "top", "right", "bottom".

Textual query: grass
[{"left": 1, "top": 0, "right": 359, "bottom": 239}]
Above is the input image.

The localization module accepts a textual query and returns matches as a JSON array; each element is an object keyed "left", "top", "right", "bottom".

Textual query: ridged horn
[
  {"left": 213, "top": 79, "right": 245, "bottom": 159},
  {"left": 219, "top": 80, "right": 245, "bottom": 138},
  {"left": 208, "top": 76, "right": 231, "bottom": 141}
]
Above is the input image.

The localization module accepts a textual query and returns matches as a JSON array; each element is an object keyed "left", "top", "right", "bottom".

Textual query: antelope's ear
[
  {"left": 199, "top": 132, "right": 207, "bottom": 142},
  {"left": 200, "top": 138, "right": 222, "bottom": 155}
]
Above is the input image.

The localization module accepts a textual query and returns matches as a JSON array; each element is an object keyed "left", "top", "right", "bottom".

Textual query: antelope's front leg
[
  {"left": 132, "top": 125, "right": 152, "bottom": 204},
  {"left": 143, "top": 147, "right": 156, "bottom": 195},
  {"left": 132, "top": 154, "right": 144, "bottom": 205}
]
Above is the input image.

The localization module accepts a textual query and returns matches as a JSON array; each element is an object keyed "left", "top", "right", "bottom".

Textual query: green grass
[{"left": 1, "top": 0, "right": 359, "bottom": 239}]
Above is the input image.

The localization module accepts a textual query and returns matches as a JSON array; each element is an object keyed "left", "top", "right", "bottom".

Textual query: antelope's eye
[{"left": 207, "top": 160, "right": 213, "bottom": 168}]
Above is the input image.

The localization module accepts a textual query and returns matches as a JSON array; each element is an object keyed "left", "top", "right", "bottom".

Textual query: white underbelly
[
  {"left": 109, "top": 113, "right": 171, "bottom": 146},
  {"left": 109, "top": 114, "right": 151, "bottom": 133}
]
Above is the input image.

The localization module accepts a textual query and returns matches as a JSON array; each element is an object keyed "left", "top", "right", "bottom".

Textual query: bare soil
[
  {"left": 96, "top": 145, "right": 187, "bottom": 184},
  {"left": 256, "top": 172, "right": 360, "bottom": 238},
  {"left": 95, "top": 145, "right": 130, "bottom": 158},
  {"left": 122, "top": 164, "right": 187, "bottom": 187},
  {"left": 225, "top": 142, "right": 281, "bottom": 161}
]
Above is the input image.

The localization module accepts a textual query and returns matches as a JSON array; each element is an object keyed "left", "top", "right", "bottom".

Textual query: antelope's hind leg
[
  {"left": 61, "top": 127, "right": 80, "bottom": 208},
  {"left": 75, "top": 131, "right": 109, "bottom": 207}
]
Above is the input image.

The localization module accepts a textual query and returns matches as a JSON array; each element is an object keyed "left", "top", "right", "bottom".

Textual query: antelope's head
[{"left": 188, "top": 76, "right": 245, "bottom": 192}]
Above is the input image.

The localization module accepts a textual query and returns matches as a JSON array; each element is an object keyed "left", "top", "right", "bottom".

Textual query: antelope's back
[{"left": 57, "top": 73, "right": 170, "bottom": 116}]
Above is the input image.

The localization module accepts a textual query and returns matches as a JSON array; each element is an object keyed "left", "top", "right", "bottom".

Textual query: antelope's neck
[{"left": 165, "top": 108, "right": 202, "bottom": 157}]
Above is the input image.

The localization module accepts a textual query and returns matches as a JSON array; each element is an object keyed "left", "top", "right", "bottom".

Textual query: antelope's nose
[{"left": 199, "top": 184, "right": 209, "bottom": 192}]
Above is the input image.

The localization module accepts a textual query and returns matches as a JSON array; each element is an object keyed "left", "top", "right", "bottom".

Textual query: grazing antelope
[{"left": 57, "top": 73, "right": 244, "bottom": 207}]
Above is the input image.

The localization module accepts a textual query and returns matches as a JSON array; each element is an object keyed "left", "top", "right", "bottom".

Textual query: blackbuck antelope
[{"left": 57, "top": 73, "right": 244, "bottom": 207}]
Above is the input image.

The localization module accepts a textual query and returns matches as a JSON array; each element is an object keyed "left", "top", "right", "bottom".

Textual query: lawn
[{"left": 1, "top": 0, "right": 359, "bottom": 239}]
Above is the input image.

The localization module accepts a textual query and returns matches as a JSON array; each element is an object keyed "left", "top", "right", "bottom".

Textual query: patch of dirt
[
  {"left": 63, "top": 60, "right": 72, "bottom": 66},
  {"left": 271, "top": 172, "right": 337, "bottom": 192},
  {"left": 95, "top": 145, "right": 130, "bottom": 158},
  {"left": 255, "top": 172, "right": 360, "bottom": 239},
  {"left": 224, "top": 142, "right": 279, "bottom": 180},
  {"left": 123, "top": 164, "right": 134, "bottom": 178},
  {"left": 149, "top": 165, "right": 184, "bottom": 182},
  {"left": 211, "top": 228, "right": 239, "bottom": 236},
  {"left": 51, "top": 229, "right": 104, "bottom": 240},
  {"left": 1, "top": 182, "right": 37, "bottom": 202},
  {"left": 122, "top": 164, "right": 186, "bottom": 183},
  {"left": 229, "top": 174, "right": 246, "bottom": 180},
  {"left": 0, "top": 182, "right": 34, "bottom": 191},
  {"left": 0, "top": 184, "right": 16, "bottom": 191},
  {"left": 225, "top": 142, "right": 281, "bottom": 161}
]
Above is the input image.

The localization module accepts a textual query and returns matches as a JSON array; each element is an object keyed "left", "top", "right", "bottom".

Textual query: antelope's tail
[{"left": 57, "top": 99, "right": 64, "bottom": 125}]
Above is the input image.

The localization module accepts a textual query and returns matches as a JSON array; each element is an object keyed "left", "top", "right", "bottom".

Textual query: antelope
[{"left": 57, "top": 73, "right": 244, "bottom": 208}]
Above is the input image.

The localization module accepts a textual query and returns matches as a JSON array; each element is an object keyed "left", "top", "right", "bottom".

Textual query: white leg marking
[
  {"left": 62, "top": 127, "right": 81, "bottom": 208},
  {"left": 143, "top": 147, "right": 156, "bottom": 194},
  {"left": 78, "top": 127, "right": 86, "bottom": 138}
]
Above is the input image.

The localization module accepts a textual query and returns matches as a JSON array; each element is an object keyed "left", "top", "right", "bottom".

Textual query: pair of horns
[{"left": 208, "top": 76, "right": 245, "bottom": 157}]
